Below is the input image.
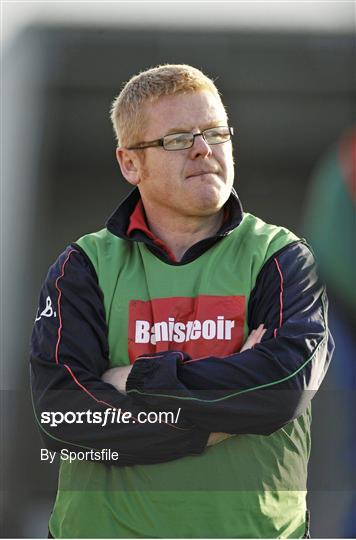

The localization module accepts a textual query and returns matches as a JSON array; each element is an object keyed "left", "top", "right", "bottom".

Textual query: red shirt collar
[{"left": 127, "top": 200, "right": 178, "bottom": 262}]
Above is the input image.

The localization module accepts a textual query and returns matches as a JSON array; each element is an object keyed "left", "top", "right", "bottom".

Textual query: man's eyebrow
[{"left": 164, "top": 121, "right": 227, "bottom": 135}]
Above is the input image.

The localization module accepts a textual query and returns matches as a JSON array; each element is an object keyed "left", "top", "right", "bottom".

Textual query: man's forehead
[{"left": 143, "top": 90, "right": 227, "bottom": 134}]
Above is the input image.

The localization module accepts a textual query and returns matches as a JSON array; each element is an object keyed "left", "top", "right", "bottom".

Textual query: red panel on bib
[{"left": 128, "top": 295, "right": 245, "bottom": 363}]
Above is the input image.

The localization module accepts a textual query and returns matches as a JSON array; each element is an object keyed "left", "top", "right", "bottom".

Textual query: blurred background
[{"left": 1, "top": 0, "right": 355, "bottom": 537}]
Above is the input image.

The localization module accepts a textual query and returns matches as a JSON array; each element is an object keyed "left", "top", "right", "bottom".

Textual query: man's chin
[
  {"left": 193, "top": 183, "right": 230, "bottom": 209},
  {"left": 186, "top": 192, "right": 228, "bottom": 217}
]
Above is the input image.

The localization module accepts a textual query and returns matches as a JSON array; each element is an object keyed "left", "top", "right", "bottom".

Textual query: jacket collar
[{"left": 106, "top": 187, "right": 244, "bottom": 265}]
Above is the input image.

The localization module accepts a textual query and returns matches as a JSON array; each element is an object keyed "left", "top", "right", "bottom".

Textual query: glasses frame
[{"left": 126, "top": 126, "right": 234, "bottom": 151}]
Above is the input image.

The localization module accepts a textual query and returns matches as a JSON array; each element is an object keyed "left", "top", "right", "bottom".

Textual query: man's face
[{"left": 131, "top": 90, "right": 235, "bottom": 218}]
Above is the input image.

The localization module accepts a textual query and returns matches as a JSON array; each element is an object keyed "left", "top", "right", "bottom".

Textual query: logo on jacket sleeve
[
  {"left": 35, "top": 296, "right": 57, "bottom": 322},
  {"left": 128, "top": 295, "right": 245, "bottom": 362}
]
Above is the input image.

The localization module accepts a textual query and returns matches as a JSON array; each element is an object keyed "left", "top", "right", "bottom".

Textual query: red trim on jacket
[
  {"left": 273, "top": 257, "right": 284, "bottom": 338},
  {"left": 55, "top": 248, "right": 78, "bottom": 365}
]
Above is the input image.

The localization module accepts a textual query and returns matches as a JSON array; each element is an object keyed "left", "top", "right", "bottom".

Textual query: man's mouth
[{"left": 186, "top": 171, "right": 217, "bottom": 179}]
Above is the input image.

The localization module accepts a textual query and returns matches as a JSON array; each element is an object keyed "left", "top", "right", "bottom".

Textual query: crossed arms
[
  {"left": 102, "top": 325, "right": 266, "bottom": 447},
  {"left": 30, "top": 241, "right": 333, "bottom": 466}
]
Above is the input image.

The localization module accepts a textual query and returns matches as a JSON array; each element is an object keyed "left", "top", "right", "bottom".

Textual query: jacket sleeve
[
  {"left": 30, "top": 245, "right": 209, "bottom": 466},
  {"left": 126, "top": 242, "right": 334, "bottom": 435}
]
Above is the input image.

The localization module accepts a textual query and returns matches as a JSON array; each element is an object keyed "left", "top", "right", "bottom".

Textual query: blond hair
[{"left": 110, "top": 64, "right": 224, "bottom": 148}]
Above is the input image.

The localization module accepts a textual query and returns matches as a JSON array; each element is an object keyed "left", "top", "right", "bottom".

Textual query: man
[{"left": 30, "top": 64, "right": 333, "bottom": 538}]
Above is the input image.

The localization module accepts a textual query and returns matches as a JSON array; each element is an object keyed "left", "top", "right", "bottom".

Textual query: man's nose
[{"left": 189, "top": 133, "right": 213, "bottom": 158}]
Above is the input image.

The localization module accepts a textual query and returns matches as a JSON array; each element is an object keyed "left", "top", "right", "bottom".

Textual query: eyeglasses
[{"left": 126, "top": 126, "right": 234, "bottom": 151}]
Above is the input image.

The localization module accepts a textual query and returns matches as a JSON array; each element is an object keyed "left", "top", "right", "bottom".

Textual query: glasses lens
[
  {"left": 163, "top": 133, "right": 194, "bottom": 150},
  {"left": 204, "top": 127, "right": 231, "bottom": 145}
]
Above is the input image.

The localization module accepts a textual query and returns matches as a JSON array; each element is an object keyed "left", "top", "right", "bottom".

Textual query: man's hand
[
  {"left": 207, "top": 432, "right": 234, "bottom": 446},
  {"left": 240, "top": 323, "right": 266, "bottom": 352},
  {"left": 207, "top": 324, "right": 266, "bottom": 447},
  {"left": 101, "top": 365, "right": 133, "bottom": 394}
]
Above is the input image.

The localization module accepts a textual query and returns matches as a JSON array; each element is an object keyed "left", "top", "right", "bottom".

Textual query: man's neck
[{"left": 143, "top": 203, "right": 224, "bottom": 262}]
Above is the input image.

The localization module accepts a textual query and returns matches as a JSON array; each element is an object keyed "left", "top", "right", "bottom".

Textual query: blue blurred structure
[{"left": 303, "top": 127, "right": 356, "bottom": 537}]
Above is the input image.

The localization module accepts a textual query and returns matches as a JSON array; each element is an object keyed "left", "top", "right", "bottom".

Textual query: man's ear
[{"left": 116, "top": 147, "right": 141, "bottom": 186}]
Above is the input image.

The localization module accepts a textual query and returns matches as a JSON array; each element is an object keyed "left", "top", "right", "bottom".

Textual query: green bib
[{"left": 50, "top": 213, "right": 310, "bottom": 538}]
